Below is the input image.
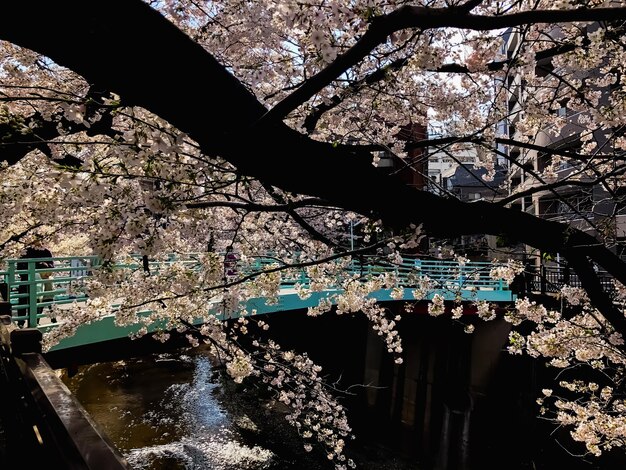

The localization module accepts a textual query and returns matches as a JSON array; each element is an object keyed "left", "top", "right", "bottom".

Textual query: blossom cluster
[{"left": 3, "top": 0, "right": 626, "bottom": 463}]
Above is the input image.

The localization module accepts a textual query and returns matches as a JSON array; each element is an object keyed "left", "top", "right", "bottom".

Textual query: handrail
[
  {"left": 0, "top": 316, "right": 129, "bottom": 468},
  {"left": 0, "top": 254, "right": 512, "bottom": 328},
  {"left": 0, "top": 256, "right": 97, "bottom": 327},
  {"left": 522, "top": 265, "right": 615, "bottom": 296}
]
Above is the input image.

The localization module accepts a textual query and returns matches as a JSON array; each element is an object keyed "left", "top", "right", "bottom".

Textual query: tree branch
[
  {"left": 0, "top": 92, "right": 117, "bottom": 168},
  {"left": 261, "top": 5, "right": 626, "bottom": 122},
  {"left": 3, "top": 1, "right": 626, "bottom": 336},
  {"left": 303, "top": 56, "right": 410, "bottom": 133},
  {"left": 566, "top": 252, "right": 626, "bottom": 335},
  {"left": 498, "top": 165, "right": 626, "bottom": 206},
  {"left": 185, "top": 198, "right": 332, "bottom": 211}
]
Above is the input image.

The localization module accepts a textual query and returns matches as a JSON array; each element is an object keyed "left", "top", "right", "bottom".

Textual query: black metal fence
[{"left": 521, "top": 265, "right": 616, "bottom": 296}]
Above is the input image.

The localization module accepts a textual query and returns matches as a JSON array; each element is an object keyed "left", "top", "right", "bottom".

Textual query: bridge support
[
  {"left": 358, "top": 308, "right": 518, "bottom": 468},
  {"left": 436, "top": 392, "right": 472, "bottom": 470},
  {"left": 435, "top": 325, "right": 473, "bottom": 470}
]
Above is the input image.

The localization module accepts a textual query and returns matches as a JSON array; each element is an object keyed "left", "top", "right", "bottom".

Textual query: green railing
[
  {"left": 0, "top": 255, "right": 510, "bottom": 329},
  {"left": 249, "top": 256, "right": 502, "bottom": 291},
  {"left": 0, "top": 256, "right": 100, "bottom": 327}
]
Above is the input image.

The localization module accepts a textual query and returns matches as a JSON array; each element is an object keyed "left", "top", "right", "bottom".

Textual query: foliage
[{"left": 2, "top": 0, "right": 626, "bottom": 466}]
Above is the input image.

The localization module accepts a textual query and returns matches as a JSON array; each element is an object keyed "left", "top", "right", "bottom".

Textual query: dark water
[{"left": 61, "top": 346, "right": 418, "bottom": 470}]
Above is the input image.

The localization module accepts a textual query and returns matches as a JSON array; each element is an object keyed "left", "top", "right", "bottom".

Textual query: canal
[
  {"left": 60, "top": 344, "right": 418, "bottom": 469},
  {"left": 56, "top": 309, "right": 624, "bottom": 470}
]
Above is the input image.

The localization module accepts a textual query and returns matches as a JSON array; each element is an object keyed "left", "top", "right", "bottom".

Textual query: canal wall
[
  {"left": 256, "top": 302, "right": 620, "bottom": 470},
  {"left": 23, "top": 297, "right": 626, "bottom": 469},
  {"left": 0, "top": 306, "right": 130, "bottom": 469}
]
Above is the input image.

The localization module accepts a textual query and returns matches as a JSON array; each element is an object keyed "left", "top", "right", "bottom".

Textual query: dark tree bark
[
  {"left": 262, "top": 5, "right": 626, "bottom": 122},
  {"left": 1, "top": 1, "right": 625, "bottom": 332},
  {"left": 0, "top": 109, "right": 108, "bottom": 167}
]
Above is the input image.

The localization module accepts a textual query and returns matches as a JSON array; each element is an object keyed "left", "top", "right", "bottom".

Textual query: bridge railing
[
  {"left": 0, "top": 255, "right": 210, "bottom": 327},
  {"left": 392, "top": 258, "right": 500, "bottom": 291},
  {"left": 0, "top": 256, "right": 101, "bottom": 327},
  {"left": 1, "top": 254, "right": 512, "bottom": 328},
  {"left": 240, "top": 256, "right": 504, "bottom": 292}
]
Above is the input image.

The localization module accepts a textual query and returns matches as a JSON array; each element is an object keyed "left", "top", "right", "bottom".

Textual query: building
[
  {"left": 376, "top": 122, "right": 429, "bottom": 190},
  {"left": 424, "top": 139, "right": 506, "bottom": 259},
  {"left": 500, "top": 26, "right": 626, "bottom": 261},
  {"left": 443, "top": 163, "right": 507, "bottom": 203},
  {"left": 427, "top": 141, "right": 479, "bottom": 195}
]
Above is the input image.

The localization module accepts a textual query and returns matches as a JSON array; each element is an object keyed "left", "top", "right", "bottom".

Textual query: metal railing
[
  {"left": 523, "top": 264, "right": 615, "bottom": 296},
  {"left": 233, "top": 256, "right": 506, "bottom": 293},
  {"left": 0, "top": 256, "right": 100, "bottom": 328},
  {"left": 0, "top": 255, "right": 512, "bottom": 328}
]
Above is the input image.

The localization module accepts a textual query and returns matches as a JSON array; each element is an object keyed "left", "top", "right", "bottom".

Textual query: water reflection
[
  {"left": 122, "top": 354, "right": 274, "bottom": 469},
  {"left": 61, "top": 346, "right": 327, "bottom": 469},
  {"left": 61, "top": 345, "right": 418, "bottom": 470}
]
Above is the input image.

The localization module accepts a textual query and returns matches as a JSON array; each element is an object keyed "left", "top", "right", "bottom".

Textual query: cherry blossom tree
[{"left": 2, "top": 0, "right": 626, "bottom": 466}]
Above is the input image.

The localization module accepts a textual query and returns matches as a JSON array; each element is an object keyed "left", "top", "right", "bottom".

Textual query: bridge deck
[{"left": 1, "top": 255, "right": 515, "bottom": 351}]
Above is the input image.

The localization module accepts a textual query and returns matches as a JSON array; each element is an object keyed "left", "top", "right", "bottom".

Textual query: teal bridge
[{"left": 0, "top": 255, "right": 515, "bottom": 352}]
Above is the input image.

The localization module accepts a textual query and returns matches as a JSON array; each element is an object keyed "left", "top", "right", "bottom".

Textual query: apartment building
[{"left": 500, "top": 26, "right": 626, "bottom": 260}]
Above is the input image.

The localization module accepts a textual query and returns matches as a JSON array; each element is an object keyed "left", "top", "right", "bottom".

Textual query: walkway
[{"left": 1, "top": 255, "right": 516, "bottom": 351}]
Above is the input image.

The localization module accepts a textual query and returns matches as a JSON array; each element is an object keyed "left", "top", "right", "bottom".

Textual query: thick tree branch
[
  {"left": 262, "top": 5, "right": 626, "bottom": 122},
  {"left": 303, "top": 57, "right": 410, "bottom": 133},
  {"left": 3, "top": 1, "right": 626, "bottom": 335},
  {"left": 185, "top": 198, "right": 332, "bottom": 211},
  {"left": 566, "top": 253, "right": 626, "bottom": 335}
]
